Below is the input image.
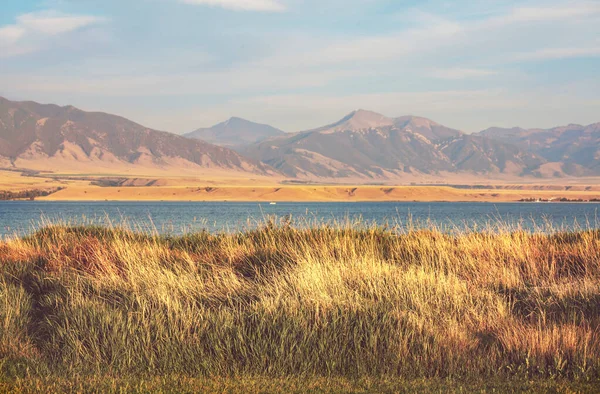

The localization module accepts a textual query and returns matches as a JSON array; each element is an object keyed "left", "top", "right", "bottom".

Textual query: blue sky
[{"left": 1, "top": 0, "right": 599, "bottom": 133}]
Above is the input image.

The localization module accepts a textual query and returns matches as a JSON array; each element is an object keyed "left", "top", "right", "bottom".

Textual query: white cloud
[
  {"left": 508, "top": 3, "right": 600, "bottom": 23},
  {"left": 0, "top": 10, "right": 106, "bottom": 57},
  {"left": 477, "top": 1, "right": 600, "bottom": 29},
  {"left": 254, "top": 19, "right": 464, "bottom": 69},
  {"left": 0, "top": 66, "right": 361, "bottom": 96},
  {"left": 517, "top": 46, "right": 600, "bottom": 61},
  {"left": 429, "top": 68, "right": 498, "bottom": 80},
  {"left": 180, "top": 0, "right": 285, "bottom": 12},
  {"left": 16, "top": 11, "right": 105, "bottom": 35},
  {"left": 252, "top": 1, "right": 600, "bottom": 72},
  {"left": 0, "top": 25, "right": 26, "bottom": 44},
  {"left": 1, "top": 1, "right": 599, "bottom": 132}
]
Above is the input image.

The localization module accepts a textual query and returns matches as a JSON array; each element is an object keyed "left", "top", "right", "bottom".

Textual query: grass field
[
  {"left": 1, "top": 219, "right": 600, "bottom": 392},
  {"left": 4, "top": 169, "right": 600, "bottom": 203},
  {"left": 38, "top": 183, "right": 600, "bottom": 202}
]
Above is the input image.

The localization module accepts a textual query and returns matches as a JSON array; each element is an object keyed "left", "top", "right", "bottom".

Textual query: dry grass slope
[{"left": 1, "top": 220, "right": 600, "bottom": 391}]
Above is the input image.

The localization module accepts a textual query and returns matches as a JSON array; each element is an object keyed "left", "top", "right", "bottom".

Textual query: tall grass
[{"left": 1, "top": 217, "right": 599, "bottom": 383}]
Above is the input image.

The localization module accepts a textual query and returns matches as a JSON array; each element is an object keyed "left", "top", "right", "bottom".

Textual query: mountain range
[
  {"left": 1, "top": 96, "right": 598, "bottom": 182},
  {"left": 0, "top": 97, "right": 275, "bottom": 177},
  {"left": 476, "top": 124, "right": 600, "bottom": 177},
  {"left": 240, "top": 110, "right": 544, "bottom": 180}
]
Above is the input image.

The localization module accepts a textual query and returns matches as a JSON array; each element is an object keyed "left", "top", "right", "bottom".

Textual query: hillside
[
  {"left": 0, "top": 97, "right": 276, "bottom": 177},
  {"left": 184, "top": 117, "right": 285, "bottom": 149},
  {"left": 2, "top": 97, "right": 597, "bottom": 184},
  {"left": 241, "top": 110, "right": 545, "bottom": 180},
  {"left": 477, "top": 123, "right": 600, "bottom": 176}
]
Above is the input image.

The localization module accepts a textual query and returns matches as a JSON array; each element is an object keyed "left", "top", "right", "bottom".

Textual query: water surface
[{"left": 0, "top": 201, "right": 598, "bottom": 237}]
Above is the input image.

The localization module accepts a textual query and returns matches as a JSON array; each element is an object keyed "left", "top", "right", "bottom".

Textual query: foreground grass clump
[{"left": 1, "top": 221, "right": 600, "bottom": 388}]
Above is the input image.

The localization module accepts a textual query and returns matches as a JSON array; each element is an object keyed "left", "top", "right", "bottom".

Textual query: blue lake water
[{"left": 0, "top": 201, "right": 599, "bottom": 238}]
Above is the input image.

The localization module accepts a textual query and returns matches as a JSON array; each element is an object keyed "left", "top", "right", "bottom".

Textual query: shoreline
[
  {"left": 7, "top": 199, "right": 600, "bottom": 203},
  {"left": 3, "top": 169, "right": 600, "bottom": 203},
  {"left": 36, "top": 184, "right": 600, "bottom": 203}
]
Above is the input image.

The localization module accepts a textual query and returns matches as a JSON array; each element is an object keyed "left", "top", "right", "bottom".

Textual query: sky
[{"left": 1, "top": 0, "right": 599, "bottom": 134}]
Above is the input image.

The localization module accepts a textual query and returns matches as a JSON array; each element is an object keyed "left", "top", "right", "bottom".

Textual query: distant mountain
[
  {"left": 0, "top": 97, "right": 276, "bottom": 176},
  {"left": 3, "top": 96, "right": 595, "bottom": 182},
  {"left": 477, "top": 123, "right": 600, "bottom": 176},
  {"left": 184, "top": 117, "right": 285, "bottom": 148},
  {"left": 241, "top": 110, "right": 545, "bottom": 180},
  {"left": 310, "top": 109, "right": 395, "bottom": 132}
]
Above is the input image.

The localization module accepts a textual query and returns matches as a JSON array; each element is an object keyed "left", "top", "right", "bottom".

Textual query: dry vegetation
[
  {"left": 1, "top": 219, "right": 600, "bottom": 392},
  {"left": 39, "top": 183, "right": 600, "bottom": 202},
  {"left": 4, "top": 169, "right": 600, "bottom": 202}
]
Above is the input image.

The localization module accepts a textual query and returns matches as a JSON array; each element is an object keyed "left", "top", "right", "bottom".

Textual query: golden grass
[
  {"left": 1, "top": 219, "right": 599, "bottom": 389},
  {"left": 40, "top": 184, "right": 600, "bottom": 202},
  {"left": 3, "top": 168, "right": 600, "bottom": 201},
  {"left": 0, "top": 170, "right": 74, "bottom": 193}
]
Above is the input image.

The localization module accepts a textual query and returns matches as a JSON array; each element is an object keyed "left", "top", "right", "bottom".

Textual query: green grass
[{"left": 1, "top": 220, "right": 600, "bottom": 392}]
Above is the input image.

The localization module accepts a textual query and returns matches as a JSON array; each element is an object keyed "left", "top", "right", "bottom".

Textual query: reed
[{"left": 1, "top": 217, "right": 599, "bottom": 390}]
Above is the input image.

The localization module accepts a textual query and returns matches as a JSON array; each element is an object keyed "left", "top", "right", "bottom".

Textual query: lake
[{"left": 0, "top": 201, "right": 598, "bottom": 238}]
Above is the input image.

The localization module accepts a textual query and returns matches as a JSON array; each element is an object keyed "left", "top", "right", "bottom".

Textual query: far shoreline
[
  {"left": 35, "top": 184, "right": 600, "bottom": 203},
  {"left": 8, "top": 198, "right": 600, "bottom": 204}
]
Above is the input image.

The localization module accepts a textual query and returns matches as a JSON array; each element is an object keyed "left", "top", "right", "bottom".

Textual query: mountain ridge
[
  {"left": 2, "top": 96, "right": 598, "bottom": 182},
  {"left": 476, "top": 122, "right": 600, "bottom": 176},
  {"left": 184, "top": 117, "right": 285, "bottom": 149},
  {"left": 239, "top": 110, "right": 546, "bottom": 181},
  {"left": 0, "top": 96, "right": 277, "bottom": 177}
]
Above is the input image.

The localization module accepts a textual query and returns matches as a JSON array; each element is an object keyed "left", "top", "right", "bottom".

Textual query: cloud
[
  {"left": 517, "top": 46, "right": 600, "bottom": 61},
  {"left": 180, "top": 0, "right": 285, "bottom": 12},
  {"left": 429, "top": 68, "right": 498, "bottom": 80},
  {"left": 254, "top": 18, "right": 464, "bottom": 69},
  {"left": 16, "top": 11, "right": 105, "bottom": 35},
  {"left": 1, "top": 0, "right": 598, "bottom": 133},
  {"left": 480, "top": 2, "right": 600, "bottom": 28},
  {"left": 0, "top": 66, "right": 361, "bottom": 97},
  {"left": 508, "top": 3, "right": 600, "bottom": 23},
  {"left": 0, "top": 26, "right": 26, "bottom": 44},
  {"left": 0, "top": 10, "right": 106, "bottom": 57},
  {"left": 252, "top": 1, "right": 600, "bottom": 72}
]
